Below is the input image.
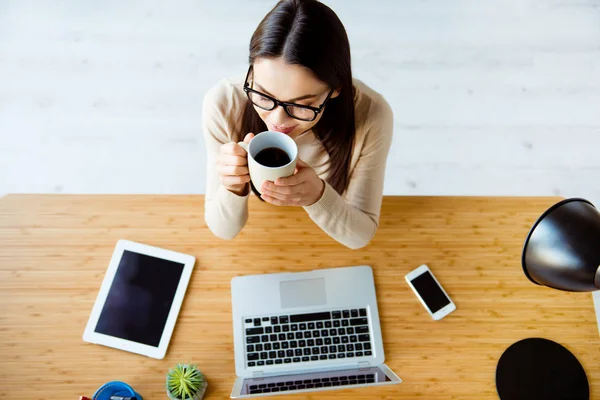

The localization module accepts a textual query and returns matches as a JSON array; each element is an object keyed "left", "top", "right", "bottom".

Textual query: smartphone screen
[{"left": 410, "top": 271, "right": 451, "bottom": 313}]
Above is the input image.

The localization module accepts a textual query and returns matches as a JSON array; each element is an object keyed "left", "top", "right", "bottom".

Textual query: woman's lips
[{"left": 270, "top": 124, "right": 297, "bottom": 135}]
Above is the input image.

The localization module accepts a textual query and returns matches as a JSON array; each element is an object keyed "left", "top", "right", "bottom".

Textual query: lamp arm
[{"left": 594, "top": 291, "right": 600, "bottom": 338}]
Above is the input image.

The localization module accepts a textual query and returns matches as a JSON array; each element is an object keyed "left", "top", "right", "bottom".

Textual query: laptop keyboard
[
  {"left": 244, "top": 309, "right": 373, "bottom": 368},
  {"left": 248, "top": 373, "right": 376, "bottom": 394}
]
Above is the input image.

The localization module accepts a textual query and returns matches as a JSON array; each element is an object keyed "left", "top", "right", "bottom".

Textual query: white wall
[{"left": 1, "top": 0, "right": 599, "bottom": 206}]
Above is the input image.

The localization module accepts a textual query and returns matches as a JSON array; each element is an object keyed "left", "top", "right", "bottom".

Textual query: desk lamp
[
  {"left": 495, "top": 198, "right": 600, "bottom": 400},
  {"left": 522, "top": 198, "right": 600, "bottom": 291}
]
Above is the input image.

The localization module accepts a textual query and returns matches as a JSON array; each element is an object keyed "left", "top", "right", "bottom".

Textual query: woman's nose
[{"left": 270, "top": 105, "right": 292, "bottom": 125}]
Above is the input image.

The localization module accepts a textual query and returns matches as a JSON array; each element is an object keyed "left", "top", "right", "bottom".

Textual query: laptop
[{"left": 230, "top": 265, "right": 402, "bottom": 398}]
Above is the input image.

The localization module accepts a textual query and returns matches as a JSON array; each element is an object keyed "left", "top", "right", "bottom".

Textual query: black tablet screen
[{"left": 94, "top": 250, "right": 185, "bottom": 347}]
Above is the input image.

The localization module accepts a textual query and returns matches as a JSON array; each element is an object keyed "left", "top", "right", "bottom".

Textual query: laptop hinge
[{"left": 358, "top": 361, "right": 370, "bottom": 370}]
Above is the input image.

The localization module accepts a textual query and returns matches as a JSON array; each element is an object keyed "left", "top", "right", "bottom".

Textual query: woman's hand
[
  {"left": 261, "top": 158, "right": 325, "bottom": 206},
  {"left": 217, "top": 133, "right": 255, "bottom": 196}
]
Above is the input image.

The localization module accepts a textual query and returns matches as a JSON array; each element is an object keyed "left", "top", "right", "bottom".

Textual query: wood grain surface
[{"left": 0, "top": 195, "right": 598, "bottom": 399}]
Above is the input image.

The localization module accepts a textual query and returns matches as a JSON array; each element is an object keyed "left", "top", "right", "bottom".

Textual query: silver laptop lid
[{"left": 230, "top": 265, "right": 385, "bottom": 379}]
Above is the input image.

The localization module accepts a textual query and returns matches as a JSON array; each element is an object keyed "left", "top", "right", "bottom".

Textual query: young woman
[{"left": 203, "top": 0, "right": 393, "bottom": 249}]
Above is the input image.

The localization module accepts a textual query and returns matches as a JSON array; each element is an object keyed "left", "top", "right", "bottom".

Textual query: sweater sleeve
[
  {"left": 303, "top": 96, "right": 394, "bottom": 249},
  {"left": 203, "top": 81, "right": 250, "bottom": 240}
]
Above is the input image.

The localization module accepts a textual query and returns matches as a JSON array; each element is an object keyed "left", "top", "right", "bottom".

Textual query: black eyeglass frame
[{"left": 243, "top": 65, "right": 335, "bottom": 122}]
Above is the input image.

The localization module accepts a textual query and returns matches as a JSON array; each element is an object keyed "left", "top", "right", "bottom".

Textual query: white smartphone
[{"left": 405, "top": 264, "right": 456, "bottom": 320}]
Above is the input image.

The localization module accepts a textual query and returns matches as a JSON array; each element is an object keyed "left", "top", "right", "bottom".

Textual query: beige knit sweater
[{"left": 203, "top": 77, "right": 393, "bottom": 249}]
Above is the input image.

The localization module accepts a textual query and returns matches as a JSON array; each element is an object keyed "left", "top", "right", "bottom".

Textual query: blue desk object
[{"left": 93, "top": 381, "right": 143, "bottom": 400}]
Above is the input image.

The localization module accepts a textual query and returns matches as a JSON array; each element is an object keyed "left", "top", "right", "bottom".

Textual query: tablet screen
[{"left": 94, "top": 250, "right": 185, "bottom": 347}]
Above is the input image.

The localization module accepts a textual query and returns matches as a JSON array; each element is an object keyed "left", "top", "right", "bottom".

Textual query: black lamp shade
[{"left": 522, "top": 198, "right": 600, "bottom": 292}]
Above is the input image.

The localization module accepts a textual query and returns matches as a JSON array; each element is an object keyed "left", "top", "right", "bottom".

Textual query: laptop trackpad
[{"left": 280, "top": 278, "right": 327, "bottom": 309}]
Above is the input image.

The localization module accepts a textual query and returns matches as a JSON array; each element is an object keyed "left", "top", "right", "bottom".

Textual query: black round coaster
[{"left": 496, "top": 338, "right": 588, "bottom": 400}]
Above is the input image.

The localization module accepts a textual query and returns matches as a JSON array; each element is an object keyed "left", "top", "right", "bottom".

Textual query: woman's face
[{"left": 250, "top": 56, "right": 339, "bottom": 139}]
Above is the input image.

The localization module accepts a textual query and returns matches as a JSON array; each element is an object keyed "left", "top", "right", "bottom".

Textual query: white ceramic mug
[{"left": 238, "top": 131, "right": 298, "bottom": 194}]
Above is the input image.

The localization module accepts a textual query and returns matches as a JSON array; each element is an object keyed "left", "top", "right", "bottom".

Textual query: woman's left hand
[{"left": 261, "top": 158, "right": 325, "bottom": 207}]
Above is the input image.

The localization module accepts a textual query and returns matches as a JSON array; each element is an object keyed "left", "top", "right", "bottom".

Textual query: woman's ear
[{"left": 331, "top": 87, "right": 342, "bottom": 99}]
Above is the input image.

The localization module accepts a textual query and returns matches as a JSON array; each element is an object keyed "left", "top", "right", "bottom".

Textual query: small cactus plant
[{"left": 166, "top": 363, "right": 207, "bottom": 400}]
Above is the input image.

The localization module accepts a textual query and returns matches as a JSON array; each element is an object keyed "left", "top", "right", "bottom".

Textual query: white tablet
[{"left": 83, "top": 240, "right": 195, "bottom": 359}]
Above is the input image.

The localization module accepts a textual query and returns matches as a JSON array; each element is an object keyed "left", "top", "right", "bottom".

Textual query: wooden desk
[{"left": 1, "top": 195, "right": 598, "bottom": 399}]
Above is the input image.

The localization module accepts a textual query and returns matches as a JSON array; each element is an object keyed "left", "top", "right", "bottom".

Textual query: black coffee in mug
[{"left": 254, "top": 147, "right": 291, "bottom": 168}]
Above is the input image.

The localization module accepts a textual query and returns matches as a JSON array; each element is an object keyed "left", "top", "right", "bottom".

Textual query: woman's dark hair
[{"left": 239, "top": 0, "right": 355, "bottom": 196}]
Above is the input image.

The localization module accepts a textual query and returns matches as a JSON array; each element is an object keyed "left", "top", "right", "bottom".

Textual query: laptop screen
[{"left": 241, "top": 366, "right": 391, "bottom": 395}]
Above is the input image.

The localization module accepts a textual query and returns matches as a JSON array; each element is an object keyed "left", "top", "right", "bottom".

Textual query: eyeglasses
[{"left": 243, "top": 66, "right": 334, "bottom": 122}]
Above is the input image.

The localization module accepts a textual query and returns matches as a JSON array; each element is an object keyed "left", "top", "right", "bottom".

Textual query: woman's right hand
[{"left": 217, "top": 133, "right": 255, "bottom": 196}]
